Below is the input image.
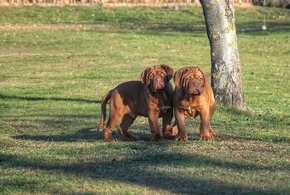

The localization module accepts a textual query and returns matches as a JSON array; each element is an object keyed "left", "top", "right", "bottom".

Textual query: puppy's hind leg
[
  {"left": 118, "top": 113, "right": 137, "bottom": 141},
  {"left": 103, "top": 96, "right": 124, "bottom": 142},
  {"left": 103, "top": 117, "right": 120, "bottom": 142}
]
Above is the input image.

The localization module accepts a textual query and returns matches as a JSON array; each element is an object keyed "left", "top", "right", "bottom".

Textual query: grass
[{"left": 0, "top": 5, "right": 290, "bottom": 194}]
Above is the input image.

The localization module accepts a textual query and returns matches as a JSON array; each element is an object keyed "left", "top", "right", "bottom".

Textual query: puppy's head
[
  {"left": 174, "top": 66, "right": 206, "bottom": 96},
  {"left": 140, "top": 64, "right": 173, "bottom": 92}
]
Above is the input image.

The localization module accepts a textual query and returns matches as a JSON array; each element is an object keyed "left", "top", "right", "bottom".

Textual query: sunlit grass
[{"left": 0, "top": 6, "right": 289, "bottom": 194}]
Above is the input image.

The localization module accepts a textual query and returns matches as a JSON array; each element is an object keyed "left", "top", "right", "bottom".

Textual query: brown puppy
[
  {"left": 173, "top": 66, "right": 216, "bottom": 141},
  {"left": 97, "top": 64, "right": 174, "bottom": 142}
]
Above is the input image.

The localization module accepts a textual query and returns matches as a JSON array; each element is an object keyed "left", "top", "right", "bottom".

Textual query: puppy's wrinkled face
[
  {"left": 149, "top": 68, "right": 167, "bottom": 91},
  {"left": 182, "top": 68, "right": 205, "bottom": 96},
  {"left": 141, "top": 64, "right": 173, "bottom": 92}
]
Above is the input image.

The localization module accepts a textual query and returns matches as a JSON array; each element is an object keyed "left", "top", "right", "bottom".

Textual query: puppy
[
  {"left": 173, "top": 66, "right": 216, "bottom": 141},
  {"left": 97, "top": 64, "right": 174, "bottom": 141}
]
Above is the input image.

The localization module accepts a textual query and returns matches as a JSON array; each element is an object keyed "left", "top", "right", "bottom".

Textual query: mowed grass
[{"left": 0, "top": 6, "right": 290, "bottom": 194}]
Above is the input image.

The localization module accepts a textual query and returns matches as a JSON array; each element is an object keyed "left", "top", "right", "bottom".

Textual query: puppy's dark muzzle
[
  {"left": 185, "top": 81, "right": 204, "bottom": 96},
  {"left": 154, "top": 77, "right": 165, "bottom": 91},
  {"left": 185, "top": 88, "right": 201, "bottom": 96}
]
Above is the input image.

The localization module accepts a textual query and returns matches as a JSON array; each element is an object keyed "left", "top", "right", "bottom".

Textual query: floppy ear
[
  {"left": 174, "top": 67, "right": 190, "bottom": 88},
  {"left": 173, "top": 70, "right": 182, "bottom": 88},
  {"left": 140, "top": 67, "right": 152, "bottom": 86},
  {"left": 160, "top": 64, "right": 174, "bottom": 81},
  {"left": 196, "top": 67, "right": 207, "bottom": 86}
]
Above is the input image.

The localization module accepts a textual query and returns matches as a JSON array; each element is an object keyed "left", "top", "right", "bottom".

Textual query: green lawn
[{"left": 0, "top": 6, "right": 289, "bottom": 194}]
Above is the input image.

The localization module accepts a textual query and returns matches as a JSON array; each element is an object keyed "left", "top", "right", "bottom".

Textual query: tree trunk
[{"left": 200, "top": 0, "right": 245, "bottom": 109}]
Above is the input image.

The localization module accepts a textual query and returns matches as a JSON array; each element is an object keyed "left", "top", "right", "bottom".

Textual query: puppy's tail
[{"left": 97, "top": 90, "right": 112, "bottom": 131}]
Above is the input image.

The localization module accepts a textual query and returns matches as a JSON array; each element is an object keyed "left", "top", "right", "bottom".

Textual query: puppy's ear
[
  {"left": 174, "top": 67, "right": 190, "bottom": 88},
  {"left": 196, "top": 67, "right": 207, "bottom": 86},
  {"left": 140, "top": 67, "right": 152, "bottom": 86},
  {"left": 160, "top": 64, "right": 174, "bottom": 81},
  {"left": 173, "top": 70, "right": 182, "bottom": 88}
]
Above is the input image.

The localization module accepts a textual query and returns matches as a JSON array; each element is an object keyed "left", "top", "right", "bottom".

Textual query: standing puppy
[
  {"left": 173, "top": 66, "right": 216, "bottom": 141},
  {"left": 98, "top": 64, "right": 174, "bottom": 141}
]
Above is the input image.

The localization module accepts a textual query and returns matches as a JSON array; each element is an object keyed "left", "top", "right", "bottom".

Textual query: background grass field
[{"left": 0, "top": 6, "right": 289, "bottom": 194}]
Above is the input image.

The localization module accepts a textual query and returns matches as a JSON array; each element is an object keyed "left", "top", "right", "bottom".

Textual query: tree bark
[{"left": 200, "top": 0, "right": 245, "bottom": 109}]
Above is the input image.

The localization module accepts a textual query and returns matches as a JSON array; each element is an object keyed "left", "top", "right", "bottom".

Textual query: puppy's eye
[{"left": 149, "top": 75, "right": 154, "bottom": 79}]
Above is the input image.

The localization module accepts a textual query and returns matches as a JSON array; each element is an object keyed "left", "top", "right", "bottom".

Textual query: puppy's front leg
[
  {"left": 162, "top": 109, "right": 177, "bottom": 139},
  {"left": 199, "top": 108, "right": 215, "bottom": 141},
  {"left": 174, "top": 108, "right": 188, "bottom": 141},
  {"left": 148, "top": 109, "right": 161, "bottom": 141}
]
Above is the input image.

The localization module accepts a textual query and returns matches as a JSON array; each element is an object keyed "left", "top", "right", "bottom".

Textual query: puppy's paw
[
  {"left": 104, "top": 137, "right": 116, "bottom": 142},
  {"left": 199, "top": 133, "right": 214, "bottom": 141},
  {"left": 178, "top": 134, "right": 188, "bottom": 141},
  {"left": 151, "top": 134, "right": 162, "bottom": 142}
]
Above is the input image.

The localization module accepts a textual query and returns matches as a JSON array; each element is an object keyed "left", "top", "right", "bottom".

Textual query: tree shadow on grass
[
  {"left": 147, "top": 21, "right": 290, "bottom": 35},
  {"left": 13, "top": 127, "right": 99, "bottom": 142},
  {"left": 236, "top": 21, "right": 290, "bottom": 35},
  {"left": 93, "top": 20, "right": 290, "bottom": 36},
  {"left": 4, "top": 91, "right": 289, "bottom": 145},
  {"left": 220, "top": 133, "right": 290, "bottom": 144},
  {"left": 0, "top": 93, "right": 100, "bottom": 104},
  {"left": 11, "top": 107, "right": 290, "bottom": 144},
  {"left": 0, "top": 151, "right": 288, "bottom": 194},
  {"left": 12, "top": 122, "right": 160, "bottom": 142},
  {"left": 213, "top": 106, "right": 290, "bottom": 144}
]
